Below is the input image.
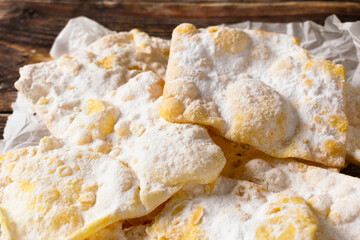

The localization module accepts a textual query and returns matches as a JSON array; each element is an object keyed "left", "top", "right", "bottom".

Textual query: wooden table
[{"left": 1, "top": 0, "right": 360, "bottom": 176}]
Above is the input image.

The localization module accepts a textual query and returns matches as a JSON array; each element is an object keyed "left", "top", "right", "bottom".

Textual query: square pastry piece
[
  {"left": 148, "top": 177, "right": 318, "bottom": 240},
  {"left": 160, "top": 24, "right": 348, "bottom": 167},
  {"left": 15, "top": 29, "right": 170, "bottom": 140},
  {"left": 15, "top": 30, "right": 226, "bottom": 212},
  {"left": 214, "top": 135, "right": 360, "bottom": 240},
  {"left": 0, "top": 137, "right": 149, "bottom": 240}
]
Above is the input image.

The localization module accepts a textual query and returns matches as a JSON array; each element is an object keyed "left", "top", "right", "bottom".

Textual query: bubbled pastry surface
[{"left": 161, "top": 24, "right": 348, "bottom": 167}]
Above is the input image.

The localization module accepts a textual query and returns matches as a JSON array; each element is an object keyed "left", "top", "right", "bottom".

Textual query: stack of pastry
[{"left": 1, "top": 23, "right": 360, "bottom": 240}]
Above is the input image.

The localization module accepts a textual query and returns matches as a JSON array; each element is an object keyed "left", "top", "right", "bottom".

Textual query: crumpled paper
[
  {"left": 50, "top": 16, "right": 115, "bottom": 59},
  {"left": 1, "top": 15, "right": 359, "bottom": 155}
]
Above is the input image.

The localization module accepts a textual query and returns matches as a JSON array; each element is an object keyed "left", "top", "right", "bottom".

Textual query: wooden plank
[
  {"left": 0, "top": 39, "right": 50, "bottom": 112},
  {"left": 0, "top": 2, "right": 359, "bottom": 45},
  {"left": 0, "top": 91, "right": 17, "bottom": 112},
  {"left": 0, "top": 113, "right": 9, "bottom": 139},
  {"left": 1, "top": 0, "right": 360, "bottom": 3}
]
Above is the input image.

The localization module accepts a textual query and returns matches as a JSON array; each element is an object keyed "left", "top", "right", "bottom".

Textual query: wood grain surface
[{"left": 0, "top": 0, "right": 360, "bottom": 176}]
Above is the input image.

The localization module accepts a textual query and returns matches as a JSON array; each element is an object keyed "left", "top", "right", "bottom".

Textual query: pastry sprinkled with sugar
[{"left": 161, "top": 24, "right": 348, "bottom": 167}]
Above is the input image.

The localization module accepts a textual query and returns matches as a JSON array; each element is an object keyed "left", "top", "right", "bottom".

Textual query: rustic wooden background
[{"left": 0, "top": 0, "right": 360, "bottom": 175}]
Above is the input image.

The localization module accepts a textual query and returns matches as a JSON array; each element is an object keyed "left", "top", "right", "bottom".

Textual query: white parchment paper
[{"left": 1, "top": 15, "right": 359, "bottom": 155}]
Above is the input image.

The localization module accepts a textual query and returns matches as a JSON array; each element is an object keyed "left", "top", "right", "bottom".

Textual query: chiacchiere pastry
[
  {"left": 9, "top": 31, "right": 225, "bottom": 239},
  {"left": 15, "top": 29, "right": 170, "bottom": 140},
  {"left": 4, "top": 24, "right": 360, "bottom": 240},
  {"left": 0, "top": 136, "right": 151, "bottom": 240},
  {"left": 14, "top": 30, "right": 226, "bottom": 211},
  {"left": 148, "top": 177, "right": 318, "bottom": 240},
  {"left": 3, "top": 29, "right": 227, "bottom": 239},
  {"left": 1, "top": 72, "right": 226, "bottom": 239},
  {"left": 213, "top": 134, "right": 360, "bottom": 240},
  {"left": 84, "top": 71, "right": 225, "bottom": 210},
  {"left": 160, "top": 23, "right": 348, "bottom": 167}
]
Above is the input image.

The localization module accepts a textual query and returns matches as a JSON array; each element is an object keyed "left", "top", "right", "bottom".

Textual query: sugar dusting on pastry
[
  {"left": 100, "top": 72, "right": 226, "bottom": 210},
  {"left": 0, "top": 136, "right": 149, "bottom": 240},
  {"left": 15, "top": 30, "right": 170, "bottom": 140},
  {"left": 148, "top": 177, "right": 317, "bottom": 240},
  {"left": 14, "top": 30, "right": 226, "bottom": 212},
  {"left": 214, "top": 134, "right": 360, "bottom": 240},
  {"left": 161, "top": 24, "right": 348, "bottom": 167},
  {"left": 7, "top": 24, "right": 360, "bottom": 240}
]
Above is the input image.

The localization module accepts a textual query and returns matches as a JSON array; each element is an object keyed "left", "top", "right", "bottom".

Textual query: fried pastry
[
  {"left": 160, "top": 24, "right": 348, "bottom": 167},
  {"left": 215, "top": 135, "right": 360, "bottom": 240},
  {"left": 66, "top": 71, "right": 225, "bottom": 210},
  {"left": 15, "top": 29, "right": 170, "bottom": 140},
  {"left": 15, "top": 30, "right": 226, "bottom": 212},
  {"left": 148, "top": 177, "right": 318, "bottom": 240},
  {"left": 8, "top": 23, "right": 360, "bottom": 240},
  {"left": 0, "top": 137, "right": 148, "bottom": 240}
]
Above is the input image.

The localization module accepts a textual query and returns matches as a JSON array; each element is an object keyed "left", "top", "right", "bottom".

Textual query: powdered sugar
[{"left": 161, "top": 24, "right": 348, "bottom": 167}]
